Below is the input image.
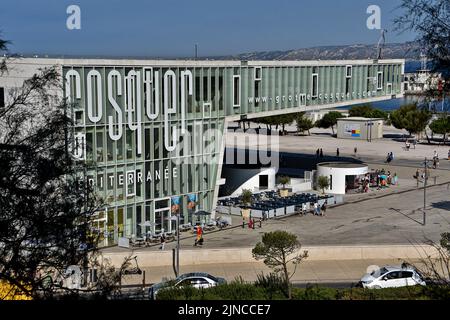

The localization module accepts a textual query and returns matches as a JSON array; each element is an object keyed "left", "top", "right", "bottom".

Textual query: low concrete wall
[{"left": 101, "top": 244, "right": 440, "bottom": 268}]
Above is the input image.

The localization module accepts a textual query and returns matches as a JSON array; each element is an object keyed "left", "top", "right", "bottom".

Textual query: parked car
[
  {"left": 148, "top": 272, "right": 226, "bottom": 299},
  {"left": 360, "top": 265, "right": 426, "bottom": 289}
]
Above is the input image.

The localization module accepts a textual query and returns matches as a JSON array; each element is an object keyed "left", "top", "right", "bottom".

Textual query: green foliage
[
  {"left": 256, "top": 113, "right": 297, "bottom": 131},
  {"left": 241, "top": 189, "right": 253, "bottom": 207},
  {"left": 252, "top": 230, "right": 308, "bottom": 299},
  {"left": 440, "top": 232, "right": 450, "bottom": 254},
  {"left": 295, "top": 112, "right": 315, "bottom": 135},
  {"left": 255, "top": 273, "right": 288, "bottom": 299},
  {"left": 317, "top": 175, "right": 330, "bottom": 194},
  {"left": 155, "top": 283, "right": 439, "bottom": 300},
  {"left": 315, "top": 111, "right": 343, "bottom": 134},
  {"left": 292, "top": 285, "right": 338, "bottom": 300},
  {"left": 156, "top": 282, "right": 270, "bottom": 300},
  {"left": 389, "top": 104, "right": 431, "bottom": 135},
  {"left": 429, "top": 117, "right": 450, "bottom": 143},
  {"left": 349, "top": 104, "right": 389, "bottom": 120},
  {"left": 278, "top": 176, "right": 290, "bottom": 188}
]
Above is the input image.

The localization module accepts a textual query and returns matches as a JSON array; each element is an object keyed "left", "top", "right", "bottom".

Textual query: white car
[
  {"left": 148, "top": 272, "right": 226, "bottom": 299},
  {"left": 360, "top": 266, "right": 426, "bottom": 289}
]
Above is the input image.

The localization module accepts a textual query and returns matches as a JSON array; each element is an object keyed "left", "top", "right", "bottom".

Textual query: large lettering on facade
[{"left": 65, "top": 68, "right": 193, "bottom": 153}]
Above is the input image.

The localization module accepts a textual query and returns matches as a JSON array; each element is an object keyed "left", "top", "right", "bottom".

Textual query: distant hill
[{"left": 217, "top": 42, "right": 421, "bottom": 61}]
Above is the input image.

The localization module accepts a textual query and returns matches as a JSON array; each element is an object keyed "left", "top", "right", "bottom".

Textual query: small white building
[
  {"left": 316, "top": 162, "right": 368, "bottom": 194},
  {"left": 337, "top": 117, "right": 383, "bottom": 141}
]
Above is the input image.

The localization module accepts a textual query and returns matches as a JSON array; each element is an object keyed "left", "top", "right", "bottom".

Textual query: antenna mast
[{"left": 376, "top": 29, "right": 387, "bottom": 59}]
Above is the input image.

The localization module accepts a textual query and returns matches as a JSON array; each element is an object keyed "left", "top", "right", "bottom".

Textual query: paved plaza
[
  {"left": 105, "top": 183, "right": 450, "bottom": 254},
  {"left": 226, "top": 124, "right": 450, "bottom": 168}
]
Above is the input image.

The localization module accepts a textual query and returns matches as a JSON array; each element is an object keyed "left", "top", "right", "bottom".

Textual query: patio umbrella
[
  {"left": 193, "top": 210, "right": 211, "bottom": 216},
  {"left": 139, "top": 221, "right": 155, "bottom": 227}
]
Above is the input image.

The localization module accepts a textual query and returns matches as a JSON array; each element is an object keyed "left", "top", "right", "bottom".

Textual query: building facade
[{"left": 1, "top": 58, "right": 404, "bottom": 246}]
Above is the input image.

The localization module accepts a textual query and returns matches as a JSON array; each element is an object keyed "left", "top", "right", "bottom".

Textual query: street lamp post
[
  {"left": 423, "top": 157, "right": 427, "bottom": 226},
  {"left": 176, "top": 211, "right": 180, "bottom": 277}
]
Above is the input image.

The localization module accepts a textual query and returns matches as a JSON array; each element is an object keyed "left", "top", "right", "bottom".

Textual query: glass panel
[
  {"left": 117, "top": 207, "right": 124, "bottom": 238},
  {"left": 136, "top": 205, "right": 142, "bottom": 237},
  {"left": 126, "top": 130, "right": 133, "bottom": 159},
  {"left": 126, "top": 206, "right": 133, "bottom": 237},
  {"left": 107, "top": 209, "right": 115, "bottom": 244},
  {"left": 117, "top": 135, "right": 124, "bottom": 161},
  {"left": 96, "top": 131, "right": 104, "bottom": 162}
]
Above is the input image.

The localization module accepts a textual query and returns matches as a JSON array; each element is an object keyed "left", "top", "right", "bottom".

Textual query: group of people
[
  {"left": 354, "top": 169, "right": 398, "bottom": 193},
  {"left": 385, "top": 152, "right": 395, "bottom": 163},
  {"left": 315, "top": 148, "right": 324, "bottom": 158},
  {"left": 300, "top": 201, "right": 327, "bottom": 216}
]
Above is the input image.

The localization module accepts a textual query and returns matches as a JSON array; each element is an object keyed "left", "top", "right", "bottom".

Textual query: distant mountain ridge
[{"left": 218, "top": 42, "right": 421, "bottom": 61}]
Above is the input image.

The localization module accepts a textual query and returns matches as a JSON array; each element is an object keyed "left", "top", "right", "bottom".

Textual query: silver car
[
  {"left": 360, "top": 266, "right": 426, "bottom": 289},
  {"left": 148, "top": 272, "right": 226, "bottom": 299}
]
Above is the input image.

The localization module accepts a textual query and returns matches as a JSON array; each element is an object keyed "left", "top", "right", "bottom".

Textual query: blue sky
[{"left": 0, "top": 0, "right": 416, "bottom": 57}]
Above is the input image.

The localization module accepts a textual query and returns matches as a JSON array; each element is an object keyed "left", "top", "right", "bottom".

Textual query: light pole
[
  {"left": 423, "top": 157, "right": 428, "bottom": 226},
  {"left": 176, "top": 210, "right": 180, "bottom": 277}
]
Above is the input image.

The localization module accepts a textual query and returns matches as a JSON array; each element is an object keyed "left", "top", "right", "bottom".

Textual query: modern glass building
[{"left": 1, "top": 58, "right": 405, "bottom": 246}]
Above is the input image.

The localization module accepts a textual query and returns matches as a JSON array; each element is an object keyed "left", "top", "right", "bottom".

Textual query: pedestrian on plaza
[
  {"left": 159, "top": 234, "right": 166, "bottom": 250},
  {"left": 252, "top": 218, "right": 256, "bottom": 229},
  {"left": 194, "top": 225, "right": 203, "bottom": 246},
  {"left": 336, "top": 148, "right": 340, "bottom": 158},
  {"left": 320, "top": 148, "right": 324, "bottom": 158},
  {"left": 248, "top": 219, "right": 253, "bottom": 229},
  {"left": 316, "top": 149, "right": 320, "bottom": 158},
  {"left": 393, "top": 173, "right": 398, "bottom": 185},
  {"left": 302, "top": 202, "right": 307, "bottom": 216},
  {"left": 321, "top": 201, "right": 327, "bottom": 216},
  {"left": 354, "top": 147, "right": 357, "bottom": 157},
  {"left": 413, "top": 139, "right": 417, "bottom": 149},
  {"left": 448, "top": 149, "right": 450, "bottom": 160},
  {"left": 259, "top": 218, "right": 262, "bottom": 228}
]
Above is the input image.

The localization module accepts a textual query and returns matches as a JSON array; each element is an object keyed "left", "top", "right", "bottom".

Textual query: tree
[
  {"left": 349, "top": 105, "right": 389, "bottom": 121},
  {"left": 279, "top": 176, "right": 290, "bottom": 189},
  {"left": 394, "top": 0, "right": 450, "bottom": 80},
  {"left": 390, "top": 104, "right": 431, "bottom": 138},
  {"left": 429, "top": 117, "right": 450, "bottom": 144},
  {"left": 241, "top": 189, "right": 253, "bottom": 208},
  {"left": 255, "top": 113, "right": 297, "bottom": 133},
  {"left": 316, "top": 111, "right": 343, "bottom": 135},
  {"left": 408, "top": 233, "right": 450, "bottom": 299},
  {"left": 317, "top": 176, "right": 330, "bottom": 194},
  {"left": 295, "top": 112, "right": 314, "bottom": 135},
  {"left": 252, "top": 231, "right": 308, "bottom": 299},
  {"left": 0, "top": 38, "right": 119, "bottom": 299}
]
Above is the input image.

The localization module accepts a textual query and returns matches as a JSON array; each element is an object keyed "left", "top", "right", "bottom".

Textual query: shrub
[
  {"left": 292, "top": 285, "right": 338, "bottom": 300},
  {"left": 255, "top": 272, "right": 288, "bottom": 299}
]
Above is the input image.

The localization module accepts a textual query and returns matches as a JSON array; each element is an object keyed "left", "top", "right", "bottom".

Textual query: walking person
[
  {"left": 354, "top": 147, "right": 357, "bottom": 158},
  {"left": 316, "top": 149, "right": 320, "bottom": 158},
  {"left": 194, "top": 225, "right": 203, "bottom": 246},
  {"left": 321, "top": 201, "right": 327, "bottom": 216},
  {"left": 302, "top": 202, "right": 307, "bottom": 216},
  {"left": 336, "top": 148, "right": 340, "bottom": 158},
  {"left": 319, "top": 148, "right": 324, "bottom": 158},
  {"left": 159, "top": 233, "right": 166, "bottom": 250}
]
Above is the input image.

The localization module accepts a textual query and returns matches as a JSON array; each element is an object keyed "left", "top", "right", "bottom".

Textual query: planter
[
  {"left": 241, "top": 208, "right": 251, "bottom": 219},
  {"left": 279, "top": 189, "right": 289, "bottom": 197}
]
